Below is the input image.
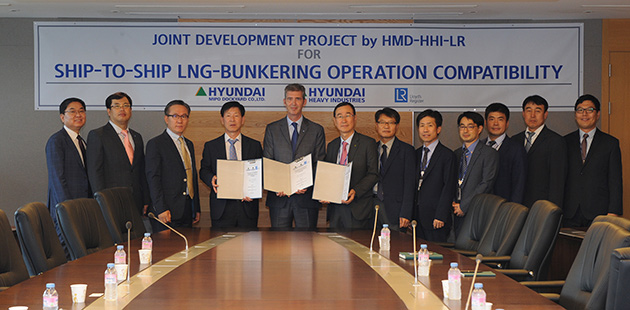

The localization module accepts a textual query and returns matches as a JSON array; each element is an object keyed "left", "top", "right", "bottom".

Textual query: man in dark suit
[
  {"left": 414, "top": 110, "right": 456, "bottom": 242},
  {"left": 86, "top": 92, "right": 150, "bottom": 215},
  {"left": 200, "top": 101, "right": 263, "bottom": 228},
  {"left": 146, "top": 100, "right": 200, "bottom": 232},
  {"left": 453, "top": 112, "right": 499, "bottom": 235},
  {"left": 263, "top": 84, "right": 326, "bottom": 228},
  {"left": 513, "top": 95, "right": 567, "bottom": 208},
  {"left": 323, "top": 102, "right": 379, "bottom": 229},
  {"left": 46, "top": 97, "right": 91, "bottom": 256},
  {"left": 563, "top": 94, "right": 622, "bottom": 227},
  {"left": 482, "top": 103, "right": 527, "bottom": 204},
  {"left": 373, "top": 107, "right": 415, "bottom": 232}
]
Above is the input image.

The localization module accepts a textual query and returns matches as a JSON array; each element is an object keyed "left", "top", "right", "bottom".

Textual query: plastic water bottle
[
  {"left": 114, "top": 245, "right": 126, "bottom": 264},
  {"left": 43, "top": 283, "right": 58, "bottom": 310},
  {"left": 380, "top": 224, "right": 391, "bottom": 251},
  {"left": 142, "top": 232, "right": 153, "bottom": 250},
  {"left": 471, "top": 283, "right": 487, "bottom": 310},
  {"left": 418, "top": 244, "right": 431, "bottom": 276},
  {"left": 448, "top": 262, "right": 462, "bottom": 300},
  {"left": 104, "top": 263, "right": 118, "bottom": 301}
]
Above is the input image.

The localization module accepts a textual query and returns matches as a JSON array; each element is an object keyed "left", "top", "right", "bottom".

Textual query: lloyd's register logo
[
  {"left": 394, "top": 88, "right": 408, "bottom": 103},
  {"left": 195, "top": 86, "right": 266, "bottom": 102}
]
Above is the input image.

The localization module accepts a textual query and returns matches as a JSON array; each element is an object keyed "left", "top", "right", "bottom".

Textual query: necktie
[
  {"left": 487, "top": 140, "right": 498, "bottom": 150},
  {"left": 525, "top": 131, "right": 534, "bottom": 152},
  {"left": 339, "top": 141, "right": 348, "bottom": 165},
  {"left": 228, "top": 138, "right": 238, "bottom": 160},
  {"left": 376, "top": 144, "right": 387, "bottom": 201},
  {"left": 179, "top": 137, "right": 194, "bottom": 198},
  {"left": 291, "top": 122, "right": 298, "bottom": 159},
  {"left": 121, "top": 130, "right": 134, "bottom": 165},
  {"left": 459, "top": 147, "right": 470, "bottom": 181},
  {"left": 421, "top": 147, "right": 429, "bottom": 174},
  {"left": 77, "top": 135, "right": 87, "bottom": 167},
  {"left": 581, "top": 133, "right": 589, "bottom": 163},
  {"left": 380, "top": 144, "right": 388, "bottom": 176}
]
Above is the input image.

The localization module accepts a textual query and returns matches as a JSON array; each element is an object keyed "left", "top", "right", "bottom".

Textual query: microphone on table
[
  {"left": 147, "top": 212, "right": 188, "bottom": 251},
  {"left": 125, "top": 221, "right": 132, "bottom": 282},
  {"left": 464, "top": 254, "right": 483, "bottom": 310},
  {"left": 411, "top": 220, "right": 419, "bottom": 285},
  {"left": 369, "top": 205, "right": 380, "bottom": 253}
]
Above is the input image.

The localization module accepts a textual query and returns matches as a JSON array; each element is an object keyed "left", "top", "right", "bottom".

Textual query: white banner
[{"left": 34, "top": 22, "right": 582, "bottom": 111}]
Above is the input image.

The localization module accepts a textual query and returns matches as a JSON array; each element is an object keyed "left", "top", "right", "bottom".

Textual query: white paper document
[
  {"left": 263, "top": 154, "right": 313, "bottom": 195},
  {"left": 312, "top": 161, "right": 353, "bottom": 204},
  {"left": 217, "top": 158, "right": 262, "bottom": 200}
]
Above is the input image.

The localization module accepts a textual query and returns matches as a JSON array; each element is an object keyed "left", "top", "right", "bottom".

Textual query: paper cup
[
  {"left": 115, "top": 264, "right": 128, "bottom": 282},
  {"left": 441, "top": 279, "right": 449, "bottom": 298},
  {"left": 70, "top": 284, "right": 87, "bottom": 303},
  {"left": 138, "top": 249, "right": 152, "bottom": 264},
  {"left": 486, "top": 302, "right": 493, "bottom": 310}
]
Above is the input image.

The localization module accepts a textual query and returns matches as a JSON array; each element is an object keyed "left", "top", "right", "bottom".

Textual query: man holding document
[
  {"left": 321, "top": 102, "right": 379, "bottom": 229},
  {"left": 200, "top": 101, "right": 263, "bottom": 228},
  {"left": 263, "top": 84, "right": 326, "bottom": 229}
]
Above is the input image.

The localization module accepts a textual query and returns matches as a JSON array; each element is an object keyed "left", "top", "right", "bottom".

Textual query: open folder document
[
  {"left": 217, "top": 158, "right": 263, "bottom": 200},
  {"left": 263, "top": 154, "right": 313, "bottom": 195},
  {"left": 312, "top": 161, "right": 353, "bottom": 204}
]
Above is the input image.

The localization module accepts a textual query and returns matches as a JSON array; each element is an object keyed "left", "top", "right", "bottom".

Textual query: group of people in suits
[{"left": 46, "top": 86, "right": 622, "bottom": 246}]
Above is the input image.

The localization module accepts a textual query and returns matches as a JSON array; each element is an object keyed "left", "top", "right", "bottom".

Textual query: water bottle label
[
  {"left": 448, "top": 274, "right": 460, "bottom": 281},
  {"left": 105, "top": 273, "right": 117, "bottom": 283},
  {"left": 43, "top": 296, "right": 58, "bottom": 306},
  {"left": 472, "top": 296, "right": 486, "bottom": 304},
  {"left": 142, "top": 240, "right": 152, "bottom": 250},
  {"left": 115, "top": 255, "right": 126, "bottom": 264}
]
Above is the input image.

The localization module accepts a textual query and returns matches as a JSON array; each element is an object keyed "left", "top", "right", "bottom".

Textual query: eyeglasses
[
  {"left": 458, "top": 124, "right": 478, "bottom": 130},
  {"left": 110, "top": 104, "right": 131, "bottom": 110},
  {"left": 335, "top": 113, "right": 354, "bottom": 120},
  {"left": 575, "top": 107, "right": 597, "bottom": 114},
  {"left": 64, "top": 110, "right": 85, "bottom": 116},
  {"left": 377, "top": 121, "right": 398, "bottom": 126},
  {"left": 167, "top": 114, "right": 189, "bottom": 120}
]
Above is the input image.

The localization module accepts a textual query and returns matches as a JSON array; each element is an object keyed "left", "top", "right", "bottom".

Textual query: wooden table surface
[{"left": 0, "top": 228, "right": 563, "bottom": 309}]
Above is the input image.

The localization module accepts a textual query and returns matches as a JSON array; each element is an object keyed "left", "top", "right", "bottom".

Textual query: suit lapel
[
  {"left": 528, "top": 127, "right": 548, "bottom": 154},
  {"left": 462, "top": 143, "right": 483, "bottom": 187},
  {"left": 130, "top": 129, "right": 142, "bottom": 167},
  {"left": 163, "top": 131, "right": 186, "bottom": 170},
  {"left": 423, "top": 142, "right": 441, "bottom": 177},
  {"left": 381, "top": 138, "right": 399, "bottom": 174},
  {"left": 296, "top": 118, "right": 309, "bottom": 150},
  {"left": 582, "top": 129, "right": 600, "bottom": 168},
  {"left": 61, "top": 129, "right": 85, "bottom": 168},
  {"left": 348, "top": 133, "right": 360, "bottom": 163},
  {"left": 105, "top": 123, "right": 132, "bottom": 168}
]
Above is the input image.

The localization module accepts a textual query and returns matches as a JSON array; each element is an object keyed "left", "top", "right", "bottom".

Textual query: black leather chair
[
  {"left": 56, "top": 198, "right": 114, "bottom": 260},
  {"left": 592, "top": 215, "right": 630, "bottom": 231},
  {"left": 471, "top": 201, "right": 528, "bottom": 257},
  {"left": 522, "top": 221, "right": 630, "bottom": 309},
  {"left": 451, "top": 193, "right": 505, "bottom": 251},
  {"left": 94, "top": 187, "right": 146, "bottom": 244},
  {"left": 488, "top": 200, "right": 563, "bottom": 281},
  {"left": 0, "top": 209, "right": 29, "bottom": 291},
  {"left": 14, "top": 202, "right": 67, "bottom": 276},
  {"left": 607, "top": 247, "right": 630, "bottom": 310}
]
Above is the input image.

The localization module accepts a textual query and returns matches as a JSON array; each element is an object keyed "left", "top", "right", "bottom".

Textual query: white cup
[
  {"left": 138, "top": 249, "right": 152, "bottom": 264},
  {"left": 486, "top": 302, "right": 493, "bottom": 310},
  {"left": 70, "top": 284, "right": 87, "bottom": 303},
  {"left": 441, "top": 279, "right": 449, "bottom": 298},
  {"left": 114, "top": 264, "right": 128, "bottom": 282}
]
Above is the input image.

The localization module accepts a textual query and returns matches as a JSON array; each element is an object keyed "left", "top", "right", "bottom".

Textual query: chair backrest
[
  {"left": 94, "top": 187, "right": 146, "bottom": 244},
  {"left": 607, "top": 247, "right": 630, "bottom": 310},
  {"left": 0, "top": 209, "right": 29, "bottom": 289},
  {"left": 592, "top": 215, "right": 630, "bottom": 231},
  {"left": 56, "top": 198, "right": 114, "bottom": 260},
  {"left": 14, "top": 202, "right": 67, "bottom": 276},
  {"left": 559, "top": 222, "right": 630, "bottom": 310},
  {"left": 509, "top": 200, "right": 563, "bottom": 280},
  {"left": 454, "top": 193, "right": 505, "bottom": 251},
  {"left": 476, "top": 201, "right": 528, "bottom": 257}
]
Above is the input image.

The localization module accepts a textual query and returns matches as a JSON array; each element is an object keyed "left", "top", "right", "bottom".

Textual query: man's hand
[
  {"left": 193, "top": 212, "right": 200, "bottom": 224},
  {"left": 211, "top": 175, "right": 218, "bottom": 194},
  {"left": 433, "top": 219, "right": 445, "bottom": 229},
  {"left": 158, "top": 210, "right": 172, "bottom": 223},
  {"left": 400, "top": 217, "right": 410, "bottom": 228},
  {"left": 342, "top": 189, "right": 356, "bottom": 204},
  {"left": 242, "top": 197, "right": 253, "bottom": 202},
  {"left": 143, "top": 205, "right": 149, "bottom": 215},
  {"left": 452, "top": 203, "right": 465, "bottom": 217}
]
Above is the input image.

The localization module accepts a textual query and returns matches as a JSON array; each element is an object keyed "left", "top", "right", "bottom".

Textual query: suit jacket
[
  {"left": 513, "top": 126, "right": 567, "bottom": 207},
  {"left": 46, "top": 128, "right": 91, "bottom": 218},
  {"left": 145, "top": 131, "right": 201, "bottom": 221},
  {"left": 263, "top": 117, "right": 326, "bottom": 209},
  {"left": 563, "top": 129, "right": 622, "bottom": 219},
  {"left": 199, "top": 134, "right": 263, "bottom": 221},
  {"left": 415, "top": 142, "right": 456, "bottom": 229},
  {"left": 481, "top": 136, "right": 527, "bottom": 204},
  {"left": 454, "top": 141, "right": 499, "bottom": 213},
  {"left": 86, "top": 123, "right": 150, "bottom": 212},
  {"left": 379, "top": 137, "right": 416, "bottom": 223},
  {"left": 325, "top": 132, "right": 379, "bottom": 221}
]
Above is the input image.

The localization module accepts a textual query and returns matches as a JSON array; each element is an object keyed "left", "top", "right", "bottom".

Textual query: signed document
[
  {"left": 217, "top": 158, "right": 262, "bottom": 199},
  {"left": 312, "top": 161, "right": 353, "bottom": 204},
  {"left": 263, "top": 154, "right": 313, "bottom": 195}
]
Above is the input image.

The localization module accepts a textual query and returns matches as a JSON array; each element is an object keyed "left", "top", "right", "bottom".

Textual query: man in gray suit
[
  {"left": 263, "top": 84, "right": 326, "bottom": 228},
  {"left": 452, "top": 111, "right": 499, "bottom": 236}
]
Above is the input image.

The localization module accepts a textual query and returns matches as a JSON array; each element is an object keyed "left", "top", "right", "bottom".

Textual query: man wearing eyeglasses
[
  {"left": 452, "top": 111, "right": 498, "bottom": 236},
  {"left": 372, "top": 107, "right": 415, "bottom": 232},
  {"left": 87, "top": 92, "right": 150, "bottom": 216},
  {"left": 46, "top": 97, "right": 91, "bottom": 257},
  {"left": 563, "top": 94, "right": 622, "bottom": 227},
  {"left": 145, "top": 100, "right": 200, "bottom": 231}
]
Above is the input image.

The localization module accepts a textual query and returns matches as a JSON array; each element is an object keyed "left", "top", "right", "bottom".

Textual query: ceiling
[{"left": 1, "top": 0, "right": 630, "bottom": 20}]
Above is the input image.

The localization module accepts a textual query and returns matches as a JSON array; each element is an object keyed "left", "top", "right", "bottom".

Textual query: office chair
[
  {"left": 0, "top": 209, "right": 29, "bottom": 291},
  {"left": 607, "top": 247, "right": 630, "bottom": 310},
  {"left": 592, "top": 215, "right": 630, "bottom": 231},
  {"left": 94, "top": 187, "right": 146, "bottom": 244},
  {"left": 449, "top": 193, "right": 505, "bottom": 251},
  {"left": 56, "top": 198, "right": 114, "bottom": 260},
  {"left": 14, "top": 202, "right": 67, "bottom": 276},
  {"left": 465, "top": 201, "right": 529, "bottom": 257}
]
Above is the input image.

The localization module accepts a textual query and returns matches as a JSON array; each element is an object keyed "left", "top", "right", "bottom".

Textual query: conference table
[{"left": 0, "top": 228, "right": 562, "bottom": 309}]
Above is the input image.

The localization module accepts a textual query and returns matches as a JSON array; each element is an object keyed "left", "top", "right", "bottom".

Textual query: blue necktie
[
  {"left": 291, "top": 122, "right": 298, "bottom": 159},
  {"left": 228, "top": 138, "right": 238, "bottom": 160}
]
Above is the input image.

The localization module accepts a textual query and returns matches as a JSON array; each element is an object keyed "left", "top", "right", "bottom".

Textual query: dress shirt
[
  {"left": 166, "top": 128, "right": 192, "bottom": 168},
  {"left": 524, "top": 124, "right": 545, "bottom": 147},
  {"left": 579, "top": 128, "right": 596, "bottom": 157},
  {"left": 286, "top": 115, "right": 303, "bottom": 137},
  {"left": 487, "top": 133, "right": 506, "bottom": 150},
  {"left": 337, "top": 132, "right": 355, "bottom": 164},
  {"left": 63, "top": 125, "right": 85, "bottom": 165},
  {"left": 224, "top": 133, "right": 243, "bottom": 161},
  {"left": 422, "top": 139, "right": 439, "bottom": 165},
  {"left": 109, "top": 120, "right": 135, "bottom": 150}
]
